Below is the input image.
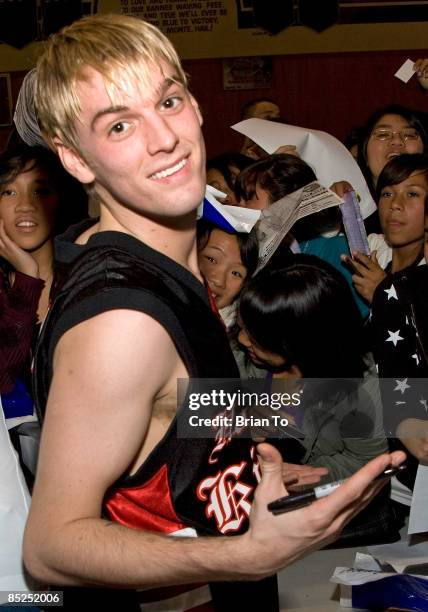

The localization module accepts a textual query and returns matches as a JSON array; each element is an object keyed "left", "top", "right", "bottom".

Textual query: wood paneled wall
[
  {"left": 183, "top": 48, "right": 428, "bottom": 160},
  {"left": 1, "top": 48, "right": 427, "bottom": 156}
]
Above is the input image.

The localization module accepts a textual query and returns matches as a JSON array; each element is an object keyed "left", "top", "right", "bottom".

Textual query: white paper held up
[
  {"left": 394, "top": 58, "right": 416, "bottom": 83},
  {"left": 231, "top": 118, "right": 376, "bottom": 219},
  {"left": 0, "top": 398, "right": 33, "bottom": 598},
  {"left": 408, "top": 464, "right": 428, "bottom": 535}
]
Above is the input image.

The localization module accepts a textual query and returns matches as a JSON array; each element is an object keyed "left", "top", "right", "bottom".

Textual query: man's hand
[
  {"left": 0, "top": 220, "right": 39, "bottom": 279},
  {"left": 396, "top": 418, "right": 428, "bottom": 464},
  {"left": 341, "top": 250, "right": 386, "bottom": 304},
  {"left": 243, "top": 443, "right": 406, "bottom": 577},
  {"left": 415, "top": 58, "right": 428, "bottom": 90},
  {"left": 282, "top": 461, "right": 328, "bottom": 489}
]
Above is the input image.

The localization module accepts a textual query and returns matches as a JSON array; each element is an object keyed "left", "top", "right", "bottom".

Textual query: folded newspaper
[{"left": 256, "top": 180, "right": 343, "bottom": 272}]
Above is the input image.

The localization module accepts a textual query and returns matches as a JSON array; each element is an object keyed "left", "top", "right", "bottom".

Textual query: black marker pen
[{"left": 267, "top": 464, "right": 407, "bottom": 515}]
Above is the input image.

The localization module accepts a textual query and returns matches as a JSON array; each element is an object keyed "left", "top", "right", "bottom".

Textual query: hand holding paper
[
  {"left": 394, "top": 58, "right": 428, "bottom": 90},
  {"left": 231, "top": 118, "right": 376, "bottom": 219},
  {"left": 414, "top": 58, "right": 428, "bottom": 90},
  {"left": 394, "top": 58, "right": 416, "bottom": 83}
]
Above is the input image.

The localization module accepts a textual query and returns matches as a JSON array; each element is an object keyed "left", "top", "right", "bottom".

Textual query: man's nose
[{"left": 146, "top": 114, "right": 179, "bottom": 156}]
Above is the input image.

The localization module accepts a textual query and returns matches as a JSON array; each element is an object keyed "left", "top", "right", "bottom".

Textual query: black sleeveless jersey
[{"left": 33, "top": 229, "right": 279, "bottom": 611}]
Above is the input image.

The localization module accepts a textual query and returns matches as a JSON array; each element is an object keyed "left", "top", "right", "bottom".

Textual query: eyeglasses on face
[{"left": 370, "top": 128, "right": 420, "bottom": 142}]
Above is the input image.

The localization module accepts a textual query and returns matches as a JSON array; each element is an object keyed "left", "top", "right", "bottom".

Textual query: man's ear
[
  {"left": 190, "top": 94, "right": 203, "bottom": 126},
  {"left": 53, "top": 138, "right": 95, "bottom": 184}
]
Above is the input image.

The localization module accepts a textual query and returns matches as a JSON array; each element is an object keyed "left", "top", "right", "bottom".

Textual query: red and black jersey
[{"left": 34, "top": 228, "right": 278, "bottom": 611}]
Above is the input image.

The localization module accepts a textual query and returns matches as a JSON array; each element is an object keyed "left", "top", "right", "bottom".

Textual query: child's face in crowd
[
  {"left": 242, "top": 183, "right": 271, "bottom": 210},
  {"left": 206, "top": 167, "right": 238, "bottom": 205},
  {"left": 198, "top": 229, "right": 247, "bottom": 308},
  {"left": 0, "top": 163, "right": 59, "bottom": 252},
  {"left": 378, "top": 170, "right": 427, "bottom": 249},
  {"left": 248, "top": 101, "right": 280, "bottom": 120},
  {"left": 237, "top": 321, "right": 290, "bottom": 372},
  {"left": 366, "top": 114, "right": 423, "bottom": 185}
]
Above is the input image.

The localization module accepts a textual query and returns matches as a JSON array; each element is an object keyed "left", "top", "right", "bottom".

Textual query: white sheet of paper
[
  {"left": 231, "top": 118, "right": 376, "bottom": 219},
  {"left": 332, "top": 544, "right": 428, "bottom": 588},
  {"left": 368, "top": 532, "right": 428, "bottom": 573},
  {"left": 394, "top": 58, "right": 416, "bottom": 83},
  {"left": 222, "top": 204, "right": 261, "bottom": 227},
  {"left": 354, "top": 552, "right": 382, "bottom": 571},
  {"left": 0, "top": 398, "right": 32, "bottom": 598},
  {"left": 205, "top": 184, "right": 227, "bottom": 201},
  {"left": 198, "top": 184, "right": 261, "bottom": 232},
  {"left": 408, "top": 464, "right": 428, "bottom": 534},
  {"left": 331, "top": 566, "right": 398, "bottom": 586}
]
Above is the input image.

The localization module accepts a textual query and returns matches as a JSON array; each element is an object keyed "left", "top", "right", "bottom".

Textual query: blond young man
[{"left": 23, "top": 13, "right": 405, "bottom": 611}]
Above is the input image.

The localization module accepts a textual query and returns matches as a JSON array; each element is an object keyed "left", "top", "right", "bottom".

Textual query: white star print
[
  {"left": 384, "top": 284, "right": 398, "bottom": 300},
  {"left": 394, "top": 378, "right": 410, "bottom": 394},
  {"left": 412, "top": 353, "right": 420, "bottom": 365},
  {"left": 386, "top": 330, "right": 404, "bottom": 346},
  {"left": 420, "top": 398, "right": 428, "bottom": 412}
]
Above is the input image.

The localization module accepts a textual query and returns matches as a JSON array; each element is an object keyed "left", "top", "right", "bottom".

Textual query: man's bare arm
[{"left": 23, "top": 309, "right": 406, "bottom": 587}]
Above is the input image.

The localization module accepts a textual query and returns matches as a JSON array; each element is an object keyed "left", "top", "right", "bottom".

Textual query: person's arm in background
[
  {"left": 301, "top": 377, "right": 389, "bottom": 482},
  {"left": 0, "top": 220, "right": 44, "bottom": 393},
  {"left": 341, "top": 250, "right": 386, "bottom": 304}
]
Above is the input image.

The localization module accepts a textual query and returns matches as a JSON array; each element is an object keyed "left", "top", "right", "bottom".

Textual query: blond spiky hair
[{"left": 35, "top": 13, "right": 188, "bottom": 152}]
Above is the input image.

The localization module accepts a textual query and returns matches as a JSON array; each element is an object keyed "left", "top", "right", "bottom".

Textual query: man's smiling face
[{"left": 63, "top": 63, "right": 206, "bottom": 222}]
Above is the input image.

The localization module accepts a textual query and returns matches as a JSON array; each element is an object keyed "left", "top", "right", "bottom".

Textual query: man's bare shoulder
[
  {"left": 53, "top": 308, "right": 181, "bottom": 393},
  {"left": 51, "top": 307, "right": 182, "bottom": 410},
  {"left": 33, "top": 309, "right": 183, "bottom": 519}
]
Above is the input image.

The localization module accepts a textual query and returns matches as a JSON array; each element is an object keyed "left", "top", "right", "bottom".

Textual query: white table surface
[{"left": 278, "top": 545, "right": 371, "bottom": 612}]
